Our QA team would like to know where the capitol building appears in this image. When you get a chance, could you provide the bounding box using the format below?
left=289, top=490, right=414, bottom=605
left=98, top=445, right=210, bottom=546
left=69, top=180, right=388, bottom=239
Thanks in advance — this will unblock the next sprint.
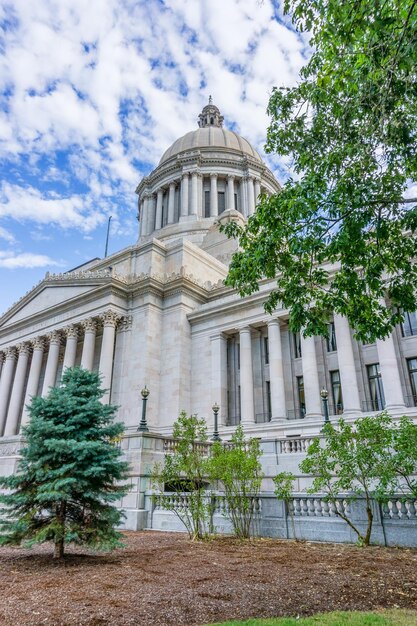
left=1, top=100, right=417, bottom=538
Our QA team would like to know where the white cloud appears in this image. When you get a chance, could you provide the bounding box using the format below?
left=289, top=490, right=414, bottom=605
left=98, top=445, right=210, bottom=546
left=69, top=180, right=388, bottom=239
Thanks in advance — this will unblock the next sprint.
left=0, top=227, right=16, bottom=244
left=0, top=251, right=62, bottom=269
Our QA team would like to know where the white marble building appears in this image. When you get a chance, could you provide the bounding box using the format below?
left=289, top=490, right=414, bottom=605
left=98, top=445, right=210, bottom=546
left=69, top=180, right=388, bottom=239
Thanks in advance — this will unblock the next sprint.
left=1, top=100, right=417, bottom=533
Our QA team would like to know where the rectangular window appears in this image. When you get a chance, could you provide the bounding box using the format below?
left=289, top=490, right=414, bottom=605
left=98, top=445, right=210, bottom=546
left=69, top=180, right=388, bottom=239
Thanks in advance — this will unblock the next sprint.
left=367, top=363, right=385, bottom=411
left=266, top=381, right=272, bottom=419
left=293, top=332, right=302, bottom=358
left=330, top=370, right=343, bottom=414
left=234, top=192, right=238, bottom=211
left=204, top=190, right=210, bottom=218
left=326, top=322, right=337, bottom=352
left=297, top=376, right=306, bottom=418
left=402, top=311, right=417, bottom=337
left=264, top=336, right=269, bottom=364
left=237, top=343, right=240, bottom=370
left=218, top=191, right=225, bottom=214
left=407, top=358, right=417, bottom=406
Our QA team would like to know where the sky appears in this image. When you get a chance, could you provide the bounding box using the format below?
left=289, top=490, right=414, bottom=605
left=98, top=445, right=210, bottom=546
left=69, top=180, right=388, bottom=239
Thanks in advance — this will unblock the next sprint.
left=0, top=0, right=310, bottom=316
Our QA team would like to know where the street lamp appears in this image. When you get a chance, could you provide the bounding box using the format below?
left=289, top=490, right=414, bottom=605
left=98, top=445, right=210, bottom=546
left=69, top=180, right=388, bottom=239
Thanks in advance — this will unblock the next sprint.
left=138, top=386, right=150, bottom=432
left=212, top=402, right=221, bottom=441
left=321, top=388, right=330, bottom=425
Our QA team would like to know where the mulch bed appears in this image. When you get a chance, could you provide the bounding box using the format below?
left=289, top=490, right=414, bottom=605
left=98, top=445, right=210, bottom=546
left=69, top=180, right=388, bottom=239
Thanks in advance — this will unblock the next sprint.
left=0, top=531, right=417, bottom=626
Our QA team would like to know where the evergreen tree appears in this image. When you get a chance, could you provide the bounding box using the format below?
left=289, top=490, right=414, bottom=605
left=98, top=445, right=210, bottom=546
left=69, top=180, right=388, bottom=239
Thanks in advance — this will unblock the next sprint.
left=0, top=367, right=129, bottom=559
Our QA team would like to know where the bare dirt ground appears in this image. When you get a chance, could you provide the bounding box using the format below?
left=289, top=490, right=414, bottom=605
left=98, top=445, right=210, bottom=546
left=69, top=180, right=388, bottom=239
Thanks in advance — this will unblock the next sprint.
left=0, top=531, right=417, bottom=626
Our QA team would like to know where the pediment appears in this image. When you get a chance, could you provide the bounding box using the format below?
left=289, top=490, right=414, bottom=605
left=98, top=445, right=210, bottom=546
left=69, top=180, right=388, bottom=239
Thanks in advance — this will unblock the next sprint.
left=0, top=283, right=102, bottom=328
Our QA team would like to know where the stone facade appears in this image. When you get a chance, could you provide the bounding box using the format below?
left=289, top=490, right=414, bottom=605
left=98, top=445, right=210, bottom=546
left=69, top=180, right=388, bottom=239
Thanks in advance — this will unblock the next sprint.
left=1, top=100, right=417, bottom=541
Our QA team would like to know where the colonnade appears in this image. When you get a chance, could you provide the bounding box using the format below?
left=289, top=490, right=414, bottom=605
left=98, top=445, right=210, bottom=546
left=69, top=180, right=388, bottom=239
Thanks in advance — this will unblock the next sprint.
left=0, top=309, right=122, bottom=438
left=140, top=171, right=263, bottom=236
left=212, top=314, right=406, bottom=425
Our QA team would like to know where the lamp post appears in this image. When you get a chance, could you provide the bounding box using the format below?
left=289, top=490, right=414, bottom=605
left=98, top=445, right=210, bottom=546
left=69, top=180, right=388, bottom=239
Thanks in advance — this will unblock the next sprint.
left=321, top=388, right=330, bottom=425
left=212, top=402, right=221, bottom=441
left=138, top=386, right=150, bottom=432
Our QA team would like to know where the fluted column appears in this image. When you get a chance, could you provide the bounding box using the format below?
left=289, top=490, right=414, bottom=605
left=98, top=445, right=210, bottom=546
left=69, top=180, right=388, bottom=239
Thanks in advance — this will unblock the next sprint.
left=376, top=333, right=406, bottom=411
left=210, top=174, right=218, bottom=217
left=227, top=175, right=235, bottom=211
left=254, top=179, right=261, bottom=206
left=333, top=314, right=361, bottom=415
left=300, top=332, right=322, bottom=418
left=190, top=172, right=198, bottom=216
left=80, top=318, right=97, bottom=371
left=140, top=197, right=147, bottom=237
left=197, top=173, right=203, bottom=218
left=155, top=189, right=164, bottom=229
left=4, top=343, right=31, bottom=436
left=62, top=325, right=79, bottom=371
left=0, top=347, right=17, bottom=435
left=168, top=182, right=176, bottom=224
left=99, top=310, right=120, bottom=404
left=267, top=319, right=286, bottom=420
left=247, top=176, right=255, bottom=216
left=42, top=331, right=61, bottom=396
left=21, top=338, right=44, bottom=427
left=210, top=333, right=227, bottom=427
left=239, top=327, right=255, bottom=424
left=180, top=174, right=189, bottom=218
left=0, top=352, right=4, bottom=380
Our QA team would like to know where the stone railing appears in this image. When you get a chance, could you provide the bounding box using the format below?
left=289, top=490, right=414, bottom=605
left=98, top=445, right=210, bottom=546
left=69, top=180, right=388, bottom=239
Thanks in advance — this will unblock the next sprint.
left=278, top=437, right=317, bottom=454
left=162, top=438, right=211, bottom=456
left=153, top=492, right=262, bottom=517
left=382, top=498, right=417, bottom=520
left=290, top=496, right=350, bottom=518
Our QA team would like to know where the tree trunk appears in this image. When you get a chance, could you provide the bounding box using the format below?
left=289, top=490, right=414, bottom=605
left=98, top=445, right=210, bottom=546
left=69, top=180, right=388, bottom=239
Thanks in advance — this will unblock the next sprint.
left=53, top=502, right=66, bottom=559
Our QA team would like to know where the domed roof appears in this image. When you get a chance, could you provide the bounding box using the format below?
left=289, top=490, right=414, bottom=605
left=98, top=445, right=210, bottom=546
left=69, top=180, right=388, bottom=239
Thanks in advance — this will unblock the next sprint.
left=159, top=126, right=262, bottom=165
left=159, top=97, right=262, bottom=165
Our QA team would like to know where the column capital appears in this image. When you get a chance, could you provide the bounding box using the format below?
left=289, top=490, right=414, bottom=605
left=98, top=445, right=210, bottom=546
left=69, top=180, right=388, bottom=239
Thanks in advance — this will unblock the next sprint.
left=63, top=324, right=79, bottom=339
left=227, top=174, right=235, bottom=181
left=169, top=181, right=176, bottom=189
left=238, top=325, right=252, bottom=336
left=16, top=342, right=31, bottom=356
left=31, top=337, right=45, bottom=351
left=100, top=310, right=121, bottom=328
left=181, top=171, right=189, bottom=179
left=81, top=317, right=97, bottom=333
left=118, top=315, right=133, bottom=332
left=266, top=317, right=282, bottom=328
left=46, top=330, right=62, bottom=346
left=4, top=346, right=17, bottom=360
left=0, top=352, right=4, bottom=364
left=210, top=172, right=218, bottom=179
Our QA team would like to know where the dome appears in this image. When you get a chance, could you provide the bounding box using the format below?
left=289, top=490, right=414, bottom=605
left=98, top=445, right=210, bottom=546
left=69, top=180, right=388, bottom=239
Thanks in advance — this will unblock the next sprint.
left=159, top=126, right=263, bottom=165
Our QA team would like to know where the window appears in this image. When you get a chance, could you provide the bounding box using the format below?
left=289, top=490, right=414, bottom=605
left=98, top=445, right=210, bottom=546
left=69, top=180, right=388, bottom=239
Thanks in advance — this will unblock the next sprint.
left=330, top=370, right=343, bottom=414
left=237, top=343, right=240, bottom=370
left=367, top=363, right=385, bottom=411
left=297, top=376, right=306, bottom=418
left=293, top=332, right=302, bottom=358
left=204, top=190, right=210, bottom=218
left=326, top=322, right=337, bottom=352
left=234, top=192, right=238, bottom=211
left=402, top=311, right=417, bottom=337
left=264, top=336, right=269, bottom=364
left=218, top=191, right=225, bottom=214
left=407, top=358, right=417, bottom=406
left=266, top=381, right=272, bottom=419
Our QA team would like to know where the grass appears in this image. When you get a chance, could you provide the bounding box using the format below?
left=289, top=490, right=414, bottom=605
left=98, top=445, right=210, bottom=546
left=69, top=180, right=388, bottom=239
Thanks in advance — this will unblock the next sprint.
left=207, top=610, right=417, bottom=626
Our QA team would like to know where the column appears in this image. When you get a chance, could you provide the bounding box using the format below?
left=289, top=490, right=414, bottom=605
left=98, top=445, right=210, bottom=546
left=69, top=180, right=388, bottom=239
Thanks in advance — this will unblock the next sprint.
left=190, top=172, right=198, bottom=216
left=4, top=343, right=31, bottom=436
left=148, top=194, right=156, bottom=234
left=99, top=311, right=120, bottom=404
left=42, top=331, right=61, bottom=396
left=155, top=189, right=163, bottom=229
left=300, top=332, right=322, bottom=418
left=210, top=333, right=227, bottom=427
left=62, top=325, right=79, bottom=371
left=227, top=175, right=235, bottom=211
left=247, top=176, right=255, bottom=215
left=267, top=319, right=286, bottom=420
left=0, top=347, right=17, bottom=435
left=0, top=352, right=4, bottom=379
left=197, top=173, right=203, bottom=217
left=140, top=197, right=147, bottom=237
left=80, top=318, right=97, bottom=371
left=241, top=178, right=248, bottom=217
left=210, top=174, right=218, bottom=217
left=21, top=338, right=44, bottom=427
left=168, top=182, right=176, bottom=224
left=333, top=314, right=362, bottom=415
left=239, top=327, right=255, bottom=424
left=254, top=179, right=261, bottom=206
left=376, top=332, right=406, bottom=411
left=180, top=174, right=189, bottom=218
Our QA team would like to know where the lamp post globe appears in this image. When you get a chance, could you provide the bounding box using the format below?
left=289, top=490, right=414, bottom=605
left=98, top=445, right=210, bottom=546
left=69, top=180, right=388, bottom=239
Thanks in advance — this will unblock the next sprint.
left=212, top=402, right=221, bottom=442
left=320, top=388, right=330, bottom=425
